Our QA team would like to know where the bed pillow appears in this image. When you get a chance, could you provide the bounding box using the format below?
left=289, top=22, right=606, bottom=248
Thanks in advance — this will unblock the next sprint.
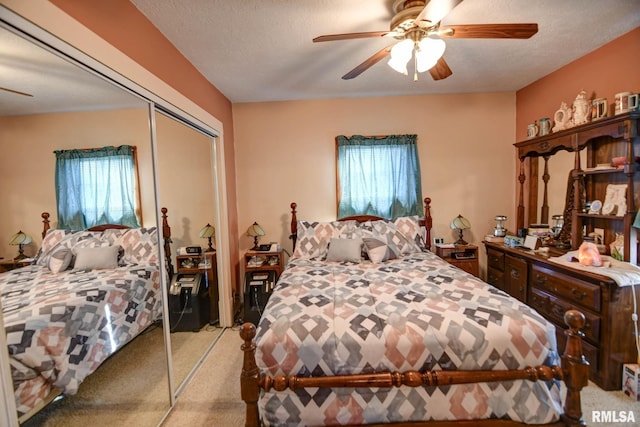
left=325, top=238, right=362, bottom=262
left=363, top=236, right=400, bottom=263
left=36, top=231, right=104, bottom=267
left=293, top=220, right=357, bottom=259
left=391, top=216, right=427, bottom=250
left=360, top=220, right=421, bottom=255
left=47, top=246, right=73, bottom=273
left=73, top=245, right=120, bottom=270
left=103, top=227, right=159, bottom=265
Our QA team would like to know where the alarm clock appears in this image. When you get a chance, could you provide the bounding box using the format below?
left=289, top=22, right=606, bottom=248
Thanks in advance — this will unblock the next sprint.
left=186, top=246, right=202, bottom=254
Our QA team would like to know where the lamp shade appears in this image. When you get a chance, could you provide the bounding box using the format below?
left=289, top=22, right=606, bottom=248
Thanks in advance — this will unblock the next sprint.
left=9, top=230, right=31, bottom=260
left=247, top=222, right=265, bottom=250
left=450, top=215, right=471, bottom=230
left=415, top=37, right=446, bottom=72
left=199, top=223, right=215, bottom=238
left=9, top=230, right=31, bottom=246
left=387, top=39, right=413, bottom=75
left=450, top=215, right=471, bottom=246
left=199, top=223, right=215, bottom=252
left=246, top=222, right=265, bottom=237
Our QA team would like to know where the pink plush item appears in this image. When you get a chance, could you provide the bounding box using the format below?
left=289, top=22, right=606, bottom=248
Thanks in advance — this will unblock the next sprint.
left=578, top=242, right=603, bottom=267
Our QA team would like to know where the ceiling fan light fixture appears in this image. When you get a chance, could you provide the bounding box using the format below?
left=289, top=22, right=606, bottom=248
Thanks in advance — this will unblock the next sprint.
left=387, top=38, right=413, bottom=75
left=415, top=37, right=446, bottom=72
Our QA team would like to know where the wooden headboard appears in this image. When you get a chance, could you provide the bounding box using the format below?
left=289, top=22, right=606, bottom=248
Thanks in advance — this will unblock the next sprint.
left=289, top=197, right=433, bottom=251
left=40, top=208, right=174, bottom=279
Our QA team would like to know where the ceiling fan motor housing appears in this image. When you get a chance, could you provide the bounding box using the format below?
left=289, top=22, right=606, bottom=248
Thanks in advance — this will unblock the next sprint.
left=391, top=1, right=428, bottom=32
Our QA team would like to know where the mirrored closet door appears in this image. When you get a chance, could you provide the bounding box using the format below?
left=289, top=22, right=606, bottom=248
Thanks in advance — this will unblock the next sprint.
left=0, top=23, right=171, bottom=426
left=154, top=110, right=223, bottom=393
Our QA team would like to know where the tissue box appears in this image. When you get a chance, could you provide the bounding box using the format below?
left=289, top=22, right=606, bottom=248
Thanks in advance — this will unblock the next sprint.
left=622, top=364, right=640, bottom=400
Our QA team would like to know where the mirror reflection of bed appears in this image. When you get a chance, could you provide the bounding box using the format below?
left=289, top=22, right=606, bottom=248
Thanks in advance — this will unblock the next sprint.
left=0, top=24, right=222, bottom=425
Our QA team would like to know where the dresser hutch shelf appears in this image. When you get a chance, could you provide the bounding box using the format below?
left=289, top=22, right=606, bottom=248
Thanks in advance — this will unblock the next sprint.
left=514, top=111, right=639, bottom=264
left=488, top=111, right=640, bottom=391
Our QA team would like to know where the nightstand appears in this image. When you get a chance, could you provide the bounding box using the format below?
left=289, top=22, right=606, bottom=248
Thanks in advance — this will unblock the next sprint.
left=176, top=252, right=219, bottom=324
left=243, top=248, right=285, bottom=279
left=0, top=259, right=32, bottom=273
left=242, top=248, right=284, bottom=325
left=435, top=244, right=479, bottom=277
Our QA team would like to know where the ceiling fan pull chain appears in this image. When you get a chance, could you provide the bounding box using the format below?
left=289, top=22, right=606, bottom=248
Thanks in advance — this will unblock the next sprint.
left=413, top=54, right=419, bottom=82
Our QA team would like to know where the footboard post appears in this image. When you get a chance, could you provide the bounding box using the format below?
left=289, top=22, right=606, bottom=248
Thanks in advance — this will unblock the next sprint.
left=240, top=323, right=261, bottom=427
left=561, top=310, right=589, bottom=427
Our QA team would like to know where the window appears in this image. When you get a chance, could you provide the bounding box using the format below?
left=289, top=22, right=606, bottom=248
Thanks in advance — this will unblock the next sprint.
left=336, top=134, right=423, bottom=218
left=54, top=145, right=141, bottom=229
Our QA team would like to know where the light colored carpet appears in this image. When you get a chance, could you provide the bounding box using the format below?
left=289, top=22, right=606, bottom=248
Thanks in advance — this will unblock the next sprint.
left=164, top=327, right=640, bottom=427
left=22, top=323, right=222, bottom=427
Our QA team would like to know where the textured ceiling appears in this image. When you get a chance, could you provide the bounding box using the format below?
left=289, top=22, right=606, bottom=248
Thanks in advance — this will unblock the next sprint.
left=1, top=0, right=639, bottom=115
left=130, top=0, right=640, bottom=102
left=0, top=28, right=145, bottom=116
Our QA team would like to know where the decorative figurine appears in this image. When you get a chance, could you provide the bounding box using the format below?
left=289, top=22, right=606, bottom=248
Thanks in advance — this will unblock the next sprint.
left=552, top=101, right=573, bottom=132
left=572, top=89, right=591, bottom=126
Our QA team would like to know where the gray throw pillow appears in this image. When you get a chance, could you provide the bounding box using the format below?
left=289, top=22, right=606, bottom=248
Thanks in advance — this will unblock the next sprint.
left=326, top=238, right=362, bottom=262
left=73, top=246, right=120, bottom=270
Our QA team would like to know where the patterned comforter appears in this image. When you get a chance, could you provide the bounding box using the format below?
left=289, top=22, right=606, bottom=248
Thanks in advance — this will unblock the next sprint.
left=255, top=251, right=563, bottom=426
left=1, top=263, right=162, bottom=418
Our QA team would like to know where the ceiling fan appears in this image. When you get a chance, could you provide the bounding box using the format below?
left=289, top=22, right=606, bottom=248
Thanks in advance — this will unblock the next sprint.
left=0, top=86, right=33, bottom=97
left=313, top=0, right=538, bottom=81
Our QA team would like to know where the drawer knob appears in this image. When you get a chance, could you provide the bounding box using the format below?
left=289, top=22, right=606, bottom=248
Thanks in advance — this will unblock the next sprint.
left=552, top=305, right=564, bottom=318
left=510, top=269, right=520, bottom=279
left=534, top=274, right=548, bottom=285
left=571, top=288, right=587, bottom=300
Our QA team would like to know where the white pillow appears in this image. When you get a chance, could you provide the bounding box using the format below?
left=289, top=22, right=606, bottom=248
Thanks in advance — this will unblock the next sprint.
left=326, top=238, right=362, bottom=262
left=48, top=246, right=73, bottom=273
left=73, top=246, right=120, bottom=270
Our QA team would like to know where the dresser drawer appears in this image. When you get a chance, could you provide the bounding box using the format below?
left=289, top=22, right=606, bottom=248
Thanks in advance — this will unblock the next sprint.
left=556, top=325, right=599, bottom=381
left=530, top=287, right=601, bottom=344
left=487, top=266, right=504, bottom=290
left=487, top=248, right=505, bottom=271
left=530, top=264, right=601, bottom=312
left=505, top=255, right=528, bottom=302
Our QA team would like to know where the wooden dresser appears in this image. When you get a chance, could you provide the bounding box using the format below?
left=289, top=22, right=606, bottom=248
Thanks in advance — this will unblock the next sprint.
left=484, top=241, right=636, bottom=390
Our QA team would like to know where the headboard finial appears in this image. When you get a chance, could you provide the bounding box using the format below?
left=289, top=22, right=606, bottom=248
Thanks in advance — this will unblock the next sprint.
left=41, top=212, right=51, bottom=239
left=290, top=202, right=298, bottom=249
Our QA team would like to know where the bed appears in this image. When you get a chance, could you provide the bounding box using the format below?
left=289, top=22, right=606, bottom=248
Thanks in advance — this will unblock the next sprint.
left=1, top=208, right=173, bottom=422
left=240, top=198, right=588, bottom=426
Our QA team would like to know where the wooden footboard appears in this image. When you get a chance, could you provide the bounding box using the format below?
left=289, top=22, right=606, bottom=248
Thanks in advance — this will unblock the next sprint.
left=240, top=310, right=589, bottom=427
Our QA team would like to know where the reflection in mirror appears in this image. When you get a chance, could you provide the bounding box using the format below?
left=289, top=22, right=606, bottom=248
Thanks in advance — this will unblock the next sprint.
left=537, top=150, right=574, bottom=225
left=0, top=26, right=171, bottom=425
left=155, top=111, right=223, bottom=393
left=535, top=149, right=587, bottom=226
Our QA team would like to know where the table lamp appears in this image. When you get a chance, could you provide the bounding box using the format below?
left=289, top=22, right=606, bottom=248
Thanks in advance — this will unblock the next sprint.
left=450, top=214, right=471, bottom=245
left=9, top=230, right=32, bottom=260
left=246, top=222, right=265, bottom=250
left=199, top=223, right=215, bottom=252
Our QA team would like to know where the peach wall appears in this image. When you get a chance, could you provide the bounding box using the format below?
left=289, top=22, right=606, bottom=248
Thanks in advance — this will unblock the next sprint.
left=0, top=109, right=153, bottom=259
left=0, top=109, right=213, bottom=263
left=516, top=27, right=640, bottom=140
left=155, top=112, right=217, bottom=258
left=234, top=92, right=517, bottom=277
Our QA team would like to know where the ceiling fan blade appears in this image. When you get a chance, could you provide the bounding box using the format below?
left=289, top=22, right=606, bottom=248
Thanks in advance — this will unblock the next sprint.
left=313, top=31, right=390, bottom=42
left=429, top=57, right=453, bottom=81
left=439, top=24, right=538, bottom=39
left=342, top=46, right=392, bottom=80
left=416, top=0, right=463, bottom=26
left=0, top=86, right=33, bottom=97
